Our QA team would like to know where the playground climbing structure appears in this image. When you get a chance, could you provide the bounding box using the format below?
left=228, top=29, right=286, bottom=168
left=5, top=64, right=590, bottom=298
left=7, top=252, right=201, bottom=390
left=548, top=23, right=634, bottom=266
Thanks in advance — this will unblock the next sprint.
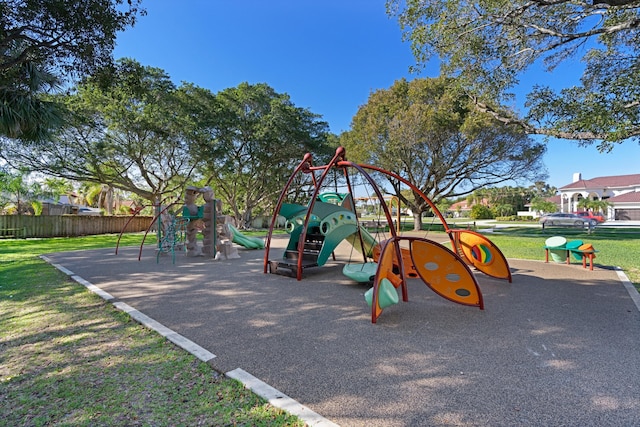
left=263, top=147, right=512, bottom=323
left=119, top=186, right=264, bottom=263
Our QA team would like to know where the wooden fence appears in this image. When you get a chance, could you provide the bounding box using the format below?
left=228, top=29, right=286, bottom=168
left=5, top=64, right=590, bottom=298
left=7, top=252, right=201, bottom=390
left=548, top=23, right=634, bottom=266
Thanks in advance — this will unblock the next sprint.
left=0, top=215, right=154, bottom=238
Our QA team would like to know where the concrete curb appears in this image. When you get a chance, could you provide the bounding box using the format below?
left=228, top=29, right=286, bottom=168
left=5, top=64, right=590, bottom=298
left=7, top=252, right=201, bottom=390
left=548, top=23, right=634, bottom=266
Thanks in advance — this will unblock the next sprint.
left=40, top=254, right=338, bottom=426
left=227, top=368, right=339, bottom=427
left=615, top=266, right=640, bottom=312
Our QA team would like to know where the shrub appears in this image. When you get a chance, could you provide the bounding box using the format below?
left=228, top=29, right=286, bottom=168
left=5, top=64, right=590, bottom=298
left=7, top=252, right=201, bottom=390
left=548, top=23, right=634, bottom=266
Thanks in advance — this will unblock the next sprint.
left=470, top=205, right=493, bottom=219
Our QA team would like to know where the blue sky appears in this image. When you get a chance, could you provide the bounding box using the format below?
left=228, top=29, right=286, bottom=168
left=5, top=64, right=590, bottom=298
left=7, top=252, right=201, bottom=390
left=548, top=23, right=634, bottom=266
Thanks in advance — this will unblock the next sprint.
left=113, top=0, right=640, bottom=190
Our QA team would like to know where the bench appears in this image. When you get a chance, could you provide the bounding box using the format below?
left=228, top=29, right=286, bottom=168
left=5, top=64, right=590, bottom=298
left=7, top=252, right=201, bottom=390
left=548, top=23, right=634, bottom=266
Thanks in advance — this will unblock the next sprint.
left=543, top=237, right=598, bottom=271
left=360, top=220, right=388, bottom=230
left=0, top=227, right=27, bottom=239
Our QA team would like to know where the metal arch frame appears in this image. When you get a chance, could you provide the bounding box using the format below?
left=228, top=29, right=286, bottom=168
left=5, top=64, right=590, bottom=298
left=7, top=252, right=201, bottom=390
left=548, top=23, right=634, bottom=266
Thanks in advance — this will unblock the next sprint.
left=263, top=146, right=455, bottom=283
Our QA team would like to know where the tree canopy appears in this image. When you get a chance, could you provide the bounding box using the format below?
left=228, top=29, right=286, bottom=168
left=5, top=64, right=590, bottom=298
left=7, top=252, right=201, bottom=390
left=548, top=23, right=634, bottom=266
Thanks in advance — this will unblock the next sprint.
left=2, top=59, right=202, bottom=203
left=193, top=82, right=333, bottom=227
left=0, top=166, right=37, bottom=214
left=0, top=0, right=144, bottom=141
left=1, top=62, right=334, bottom=225
left=387, top=0, right=640, bottom=150
left=341, top=77, right=547, bottom=230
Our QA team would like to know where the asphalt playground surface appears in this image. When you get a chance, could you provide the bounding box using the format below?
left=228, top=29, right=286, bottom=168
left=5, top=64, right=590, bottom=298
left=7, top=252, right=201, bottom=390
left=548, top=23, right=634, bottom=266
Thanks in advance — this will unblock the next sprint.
left=44, top=235, right=640, bottom=426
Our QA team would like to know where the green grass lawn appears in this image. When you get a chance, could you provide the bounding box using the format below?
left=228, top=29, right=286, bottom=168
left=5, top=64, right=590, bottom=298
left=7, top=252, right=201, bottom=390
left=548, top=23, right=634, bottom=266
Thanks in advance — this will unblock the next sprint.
left=0, top=233, right=304, bottom=427
left=478, top=226, right=640, bottom=291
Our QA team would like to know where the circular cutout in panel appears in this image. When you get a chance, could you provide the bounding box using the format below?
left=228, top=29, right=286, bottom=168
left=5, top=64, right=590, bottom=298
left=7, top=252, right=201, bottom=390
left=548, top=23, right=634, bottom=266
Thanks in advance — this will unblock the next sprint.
left=424, top=262, right=439, bottom=271
left=455, top=288, right=471, bottom=297
left=470, top=244, right=493, bottom=265
left=446, top=273, right=461, bottom=282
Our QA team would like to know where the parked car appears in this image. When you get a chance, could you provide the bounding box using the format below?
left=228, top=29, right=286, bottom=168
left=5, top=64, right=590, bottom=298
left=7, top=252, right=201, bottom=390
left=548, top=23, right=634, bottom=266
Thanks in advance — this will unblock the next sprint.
left=77, top=207, right=102, bottom=216
left=573, top=211, right=605, bottom=223
left=539, top=212, right=596, bottom=228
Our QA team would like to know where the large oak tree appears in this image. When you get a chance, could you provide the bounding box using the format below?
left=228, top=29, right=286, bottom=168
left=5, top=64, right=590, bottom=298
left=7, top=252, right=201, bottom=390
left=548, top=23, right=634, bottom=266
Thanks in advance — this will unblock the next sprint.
left=2, top=59, right=202, bottom=204
left=194, top=82, right=333, bottom=228
left=387, top=0, right=640, bottom=151
left=341, top=77, right=547, bottom=230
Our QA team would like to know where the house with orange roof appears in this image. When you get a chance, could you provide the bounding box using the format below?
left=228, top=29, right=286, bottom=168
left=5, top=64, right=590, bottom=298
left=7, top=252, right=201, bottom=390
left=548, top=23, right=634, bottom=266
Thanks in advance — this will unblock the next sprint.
left=559, top=173, right=640, bottom=220
left=448, top=198, right=490, bottom=218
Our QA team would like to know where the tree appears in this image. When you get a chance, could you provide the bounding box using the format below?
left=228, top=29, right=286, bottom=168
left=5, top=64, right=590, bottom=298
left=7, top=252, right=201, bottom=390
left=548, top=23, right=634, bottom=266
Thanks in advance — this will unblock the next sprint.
left=1, top=59, right=203, bottom=204
left=485, top=186, right=529, bottom=214
left=1, top=0, right=144, bottom=141
left=194, top=82, right=333, bottom=227
left=589, top=199, right=612, bottom=214
left=0, top=166, right=40, bottom=214
left=341, top=77, right=547, bottom=230
left=466, top=189, right=488, bottom=208
left=528, top=181, right=558, bottom=199
left=531, top=197, right=558, bottom=215
left=0, top=57, right=63, bottom=141
left=78, top=183, right=111, bottom=213
left=492, top=203, right=514, bottom=218
left=470, top=204, right=493, bottom=220
left=466, top=186, right=531, bottom=216
left=387, top=0, right=640, bottom=150
left=578, top=197, right=611, bottom=213
left=42, top=177, right=74, bottom=203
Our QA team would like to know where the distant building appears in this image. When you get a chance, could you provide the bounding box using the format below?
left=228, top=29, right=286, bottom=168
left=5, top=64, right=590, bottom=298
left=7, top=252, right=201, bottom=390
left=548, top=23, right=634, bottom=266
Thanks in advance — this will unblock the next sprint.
left=448, top=198, right=489, bottom=218
left=559, top=173, right=640, bottom=221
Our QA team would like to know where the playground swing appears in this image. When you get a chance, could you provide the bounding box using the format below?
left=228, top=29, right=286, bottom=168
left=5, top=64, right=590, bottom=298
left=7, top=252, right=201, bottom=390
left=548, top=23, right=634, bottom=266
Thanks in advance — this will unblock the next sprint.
left=342, top=179, right=389, bottom=283
left=341, top=218, right=379, bottom=282
left=347, top=185, right=445, bottom=285
left=342, top=171, right=390, bottom=282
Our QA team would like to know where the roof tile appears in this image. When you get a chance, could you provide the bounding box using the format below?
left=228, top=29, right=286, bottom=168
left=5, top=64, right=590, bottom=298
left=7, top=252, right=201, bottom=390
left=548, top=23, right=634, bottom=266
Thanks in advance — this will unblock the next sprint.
left=560, top=173, right=640, bottom=190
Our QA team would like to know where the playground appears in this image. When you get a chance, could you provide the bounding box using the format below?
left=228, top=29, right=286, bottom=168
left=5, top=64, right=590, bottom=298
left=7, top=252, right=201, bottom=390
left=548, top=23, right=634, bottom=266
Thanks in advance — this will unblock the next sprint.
left=44, top=233, right=640, bottom=426
left=122, top=147, right=514, bottom=325
left=43, top=149, right=640, bottom=425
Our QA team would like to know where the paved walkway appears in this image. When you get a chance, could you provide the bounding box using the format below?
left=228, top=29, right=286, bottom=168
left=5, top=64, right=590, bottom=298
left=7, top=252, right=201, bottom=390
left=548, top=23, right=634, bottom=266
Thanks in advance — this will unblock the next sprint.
left=44, top=236, right=640, bottom=426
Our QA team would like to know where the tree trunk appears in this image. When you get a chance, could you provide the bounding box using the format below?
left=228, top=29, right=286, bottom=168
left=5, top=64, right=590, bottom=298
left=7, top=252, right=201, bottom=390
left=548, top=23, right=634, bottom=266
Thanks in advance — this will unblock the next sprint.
left=105, top=186, right=114, bottom=215
left=413, top=213, right=422, bottom=231
left=242, top=207, right=253, bottom=229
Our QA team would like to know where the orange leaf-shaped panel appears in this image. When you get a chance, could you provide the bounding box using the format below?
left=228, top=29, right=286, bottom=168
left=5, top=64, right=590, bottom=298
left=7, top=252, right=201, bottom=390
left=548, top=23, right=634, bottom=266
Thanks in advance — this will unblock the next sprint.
left=450, top=230, right=512, bottom=282
left=410, top=239, right=483, bottom=309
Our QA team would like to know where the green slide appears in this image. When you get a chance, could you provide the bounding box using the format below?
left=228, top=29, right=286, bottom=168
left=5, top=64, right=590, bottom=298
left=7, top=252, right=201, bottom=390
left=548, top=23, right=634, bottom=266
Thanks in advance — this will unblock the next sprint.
left=228, top=224, right=265, bottom=249
left=345, top=226, right=378, bottom=258
left=310, top=204, right=379, bottom=265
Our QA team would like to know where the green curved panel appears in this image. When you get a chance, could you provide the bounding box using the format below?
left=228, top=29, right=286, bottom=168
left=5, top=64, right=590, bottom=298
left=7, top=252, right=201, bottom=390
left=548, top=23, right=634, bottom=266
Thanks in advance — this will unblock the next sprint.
left=316, top=192, right=349, bottom=204
left=279, top=203, right=307, bottom=219
left=317, top=223, right=358, bottom=265
left=311, top=200, right=350, bottom=219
